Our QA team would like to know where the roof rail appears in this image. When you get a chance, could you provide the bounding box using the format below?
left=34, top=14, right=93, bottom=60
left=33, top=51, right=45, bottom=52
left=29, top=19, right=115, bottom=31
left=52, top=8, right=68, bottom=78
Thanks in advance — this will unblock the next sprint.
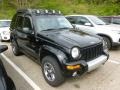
left=17, top=9, right=62, bottom=15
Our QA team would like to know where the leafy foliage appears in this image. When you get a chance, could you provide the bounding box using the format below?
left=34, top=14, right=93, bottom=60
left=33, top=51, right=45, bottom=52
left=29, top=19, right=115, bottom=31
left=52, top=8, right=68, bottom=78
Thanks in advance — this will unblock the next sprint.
left=0, top=0, right=120, bottom=19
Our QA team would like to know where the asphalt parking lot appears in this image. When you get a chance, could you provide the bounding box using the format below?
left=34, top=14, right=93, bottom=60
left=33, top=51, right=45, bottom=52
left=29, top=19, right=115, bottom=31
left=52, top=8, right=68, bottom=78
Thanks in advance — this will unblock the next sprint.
left=0, top=42, right=120, bottom=90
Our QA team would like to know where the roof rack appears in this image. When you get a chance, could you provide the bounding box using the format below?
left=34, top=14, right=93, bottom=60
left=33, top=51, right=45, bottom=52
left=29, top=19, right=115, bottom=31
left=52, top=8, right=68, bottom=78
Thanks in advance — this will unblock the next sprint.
left=17, top=9, right=32, bottom=13
left=17, top=9, right=62, bottom=15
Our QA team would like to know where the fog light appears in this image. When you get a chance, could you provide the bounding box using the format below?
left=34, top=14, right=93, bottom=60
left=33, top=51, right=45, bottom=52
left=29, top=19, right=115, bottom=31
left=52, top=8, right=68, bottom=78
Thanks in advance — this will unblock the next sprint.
left=66, top=65, right=81, bottom=70
left=72, top=72, right=77, bottom=77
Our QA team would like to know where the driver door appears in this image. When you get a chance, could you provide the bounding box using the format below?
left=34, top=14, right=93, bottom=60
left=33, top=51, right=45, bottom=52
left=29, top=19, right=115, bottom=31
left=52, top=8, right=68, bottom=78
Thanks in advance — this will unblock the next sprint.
left=21, top=16, right=38, bottom=58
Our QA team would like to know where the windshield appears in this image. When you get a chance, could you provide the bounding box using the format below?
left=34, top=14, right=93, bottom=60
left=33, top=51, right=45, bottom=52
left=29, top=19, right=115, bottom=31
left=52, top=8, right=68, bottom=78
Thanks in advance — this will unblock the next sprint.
left=0, top=21, right=11, bottom=27
left=35, top=16, right=73, bottom=31
left=89, top=16, right=107, bottom=25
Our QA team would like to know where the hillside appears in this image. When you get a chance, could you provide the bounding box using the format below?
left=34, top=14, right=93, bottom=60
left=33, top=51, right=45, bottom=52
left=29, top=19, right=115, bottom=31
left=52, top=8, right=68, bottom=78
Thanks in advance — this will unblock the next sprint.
left=0, top=0, right=120, bottom=19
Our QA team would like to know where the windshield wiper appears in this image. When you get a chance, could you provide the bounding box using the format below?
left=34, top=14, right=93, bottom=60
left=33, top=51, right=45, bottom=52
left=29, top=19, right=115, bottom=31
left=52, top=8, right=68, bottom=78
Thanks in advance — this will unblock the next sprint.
left=42, top=27, right=73, bottom=31
left=105, top=23, right=110, bottom=25
left=58, top=27, right=73, bottom=29
left=42, top=28, right=56, bottom=31
left=97, top=24, right=104, bottom=25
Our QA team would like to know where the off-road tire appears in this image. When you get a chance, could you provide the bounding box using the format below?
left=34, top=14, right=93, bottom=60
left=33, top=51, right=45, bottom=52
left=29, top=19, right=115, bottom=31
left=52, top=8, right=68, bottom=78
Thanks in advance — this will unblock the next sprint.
left=41, top=56, right=65, bottom=87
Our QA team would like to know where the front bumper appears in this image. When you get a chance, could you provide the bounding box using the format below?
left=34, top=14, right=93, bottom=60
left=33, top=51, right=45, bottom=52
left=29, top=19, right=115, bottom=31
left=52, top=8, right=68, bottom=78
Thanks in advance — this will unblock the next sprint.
left=64, top=55, right=108, bottom=76
left=1, top=35, right=10, bottom=41
left=87, top=55, right=107, bottom=72
left=112, top=35, right=120, bottom=46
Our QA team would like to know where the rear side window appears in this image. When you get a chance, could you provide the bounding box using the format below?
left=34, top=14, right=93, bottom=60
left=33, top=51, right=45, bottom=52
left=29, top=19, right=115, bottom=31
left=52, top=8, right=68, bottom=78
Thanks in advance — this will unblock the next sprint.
left=100, top=17, right=111, bottom=24
left=16, top=16, right=24, bottom=30
left=112, top=18, right=120, bottom=24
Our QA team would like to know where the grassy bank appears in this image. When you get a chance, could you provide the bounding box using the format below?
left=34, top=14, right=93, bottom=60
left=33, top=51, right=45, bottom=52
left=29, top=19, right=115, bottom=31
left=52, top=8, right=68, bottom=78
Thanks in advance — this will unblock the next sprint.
left=0, top=0, right=120, bottom=19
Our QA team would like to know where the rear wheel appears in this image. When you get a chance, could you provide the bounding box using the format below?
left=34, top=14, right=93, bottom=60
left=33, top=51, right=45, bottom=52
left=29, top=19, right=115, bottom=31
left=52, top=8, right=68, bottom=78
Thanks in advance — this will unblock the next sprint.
left=11, top=40, right=21, bottom=56
left=103, top=36, right=111, bottom=49
left=41, top=56, right=65, bottom=87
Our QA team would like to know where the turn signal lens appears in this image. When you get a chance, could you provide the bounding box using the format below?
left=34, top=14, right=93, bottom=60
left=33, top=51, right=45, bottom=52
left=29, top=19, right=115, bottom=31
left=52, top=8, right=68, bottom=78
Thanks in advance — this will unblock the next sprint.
left=66, top=65, right=81, bottom=70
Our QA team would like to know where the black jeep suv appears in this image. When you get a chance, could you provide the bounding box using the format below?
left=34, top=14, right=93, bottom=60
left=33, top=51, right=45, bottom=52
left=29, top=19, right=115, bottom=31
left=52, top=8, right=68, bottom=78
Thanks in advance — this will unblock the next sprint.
left=10, top=9, right=109, bottom=87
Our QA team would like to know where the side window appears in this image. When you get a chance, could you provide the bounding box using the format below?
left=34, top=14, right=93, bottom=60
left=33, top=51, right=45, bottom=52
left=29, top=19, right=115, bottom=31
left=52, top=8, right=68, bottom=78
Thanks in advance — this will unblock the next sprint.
left=16, top=16, right=24, bottom=30
left=112, top=18, right=120, bottom=24
left=23, top=17, right=32, bottom=30
left=76, top=16, right=90, bottom=25
left=101, top=17, right=111, bottom=24
left=66, top=17, right=76, bottom=24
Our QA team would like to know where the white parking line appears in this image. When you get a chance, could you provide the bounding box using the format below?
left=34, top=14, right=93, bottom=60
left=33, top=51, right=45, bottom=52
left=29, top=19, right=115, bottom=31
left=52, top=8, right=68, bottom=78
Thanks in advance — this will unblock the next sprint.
left=108, top=60, right=120, bottom=65
left=1, top=53, right=41, bottom=90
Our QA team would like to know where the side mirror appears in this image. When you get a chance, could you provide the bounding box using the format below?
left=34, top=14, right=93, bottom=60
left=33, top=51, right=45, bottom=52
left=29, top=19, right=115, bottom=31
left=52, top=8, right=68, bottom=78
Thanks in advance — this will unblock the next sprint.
left=23, top=27, right=31, bottom=34
left=0, top=45, right=8, bottom=53
left=84, top=23, right=92, bottom=26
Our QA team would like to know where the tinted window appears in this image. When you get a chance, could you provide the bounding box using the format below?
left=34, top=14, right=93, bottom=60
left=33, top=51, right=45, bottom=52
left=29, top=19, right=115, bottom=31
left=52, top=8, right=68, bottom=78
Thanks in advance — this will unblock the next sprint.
left=112, top=18, right=120, bottom=24
left=16, top=16, right=23, bottom=30
left=66, top=17, right=76, bottom=24
left=76, top=16, right=90, bottom=25
left=23, top=17, right=32, bottom=30
left=100, top=17, right=111, bottom=24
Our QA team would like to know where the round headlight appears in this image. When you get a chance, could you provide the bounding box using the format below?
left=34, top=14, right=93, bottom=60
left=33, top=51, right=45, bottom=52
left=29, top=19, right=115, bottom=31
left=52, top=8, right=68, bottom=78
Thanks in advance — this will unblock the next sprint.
left=71, top=47, right=80, bottom=59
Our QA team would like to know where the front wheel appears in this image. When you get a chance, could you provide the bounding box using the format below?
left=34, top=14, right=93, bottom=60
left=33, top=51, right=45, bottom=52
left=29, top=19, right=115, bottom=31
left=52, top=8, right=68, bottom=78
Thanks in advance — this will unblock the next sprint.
left=42, top=56, right=65, bottom=87
left=103, top=36, right=111, bottom=49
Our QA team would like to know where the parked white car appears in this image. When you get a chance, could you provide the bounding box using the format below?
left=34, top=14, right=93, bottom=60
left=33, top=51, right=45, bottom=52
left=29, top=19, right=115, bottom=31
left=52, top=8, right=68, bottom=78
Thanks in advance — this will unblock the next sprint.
left=0, top=20, right=11, bottom=41
left=66, top=15, right=120, bottom=49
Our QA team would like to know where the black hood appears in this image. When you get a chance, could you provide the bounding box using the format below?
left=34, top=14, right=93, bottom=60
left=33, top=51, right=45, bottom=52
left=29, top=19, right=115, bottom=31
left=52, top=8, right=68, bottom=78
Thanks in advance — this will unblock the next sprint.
left=39, top=29, right=102, bottom=49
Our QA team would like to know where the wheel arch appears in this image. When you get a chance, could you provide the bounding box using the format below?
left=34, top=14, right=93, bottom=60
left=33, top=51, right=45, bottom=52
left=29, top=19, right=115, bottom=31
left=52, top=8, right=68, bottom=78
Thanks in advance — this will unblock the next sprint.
left=39, top=45, right=67, bottom=70
left=10, top=35, right=20, bottom=48
left=97, top=33, right=113, bottom=44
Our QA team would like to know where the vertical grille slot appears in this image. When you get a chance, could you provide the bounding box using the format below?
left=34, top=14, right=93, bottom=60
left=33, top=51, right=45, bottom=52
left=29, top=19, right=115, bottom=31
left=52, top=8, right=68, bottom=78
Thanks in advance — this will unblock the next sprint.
left=80, top=43, right=103, bottom=62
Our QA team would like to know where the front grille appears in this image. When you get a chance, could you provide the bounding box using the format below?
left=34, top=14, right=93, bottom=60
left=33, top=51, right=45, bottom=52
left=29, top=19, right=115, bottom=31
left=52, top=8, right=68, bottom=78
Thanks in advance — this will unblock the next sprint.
left=80, top=43, right=103, bottom=62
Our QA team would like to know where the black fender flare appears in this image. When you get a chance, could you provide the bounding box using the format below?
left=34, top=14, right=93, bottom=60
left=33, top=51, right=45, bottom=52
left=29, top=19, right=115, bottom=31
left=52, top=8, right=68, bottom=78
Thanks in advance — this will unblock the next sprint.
left=40, top=45, right=68, bottom=69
